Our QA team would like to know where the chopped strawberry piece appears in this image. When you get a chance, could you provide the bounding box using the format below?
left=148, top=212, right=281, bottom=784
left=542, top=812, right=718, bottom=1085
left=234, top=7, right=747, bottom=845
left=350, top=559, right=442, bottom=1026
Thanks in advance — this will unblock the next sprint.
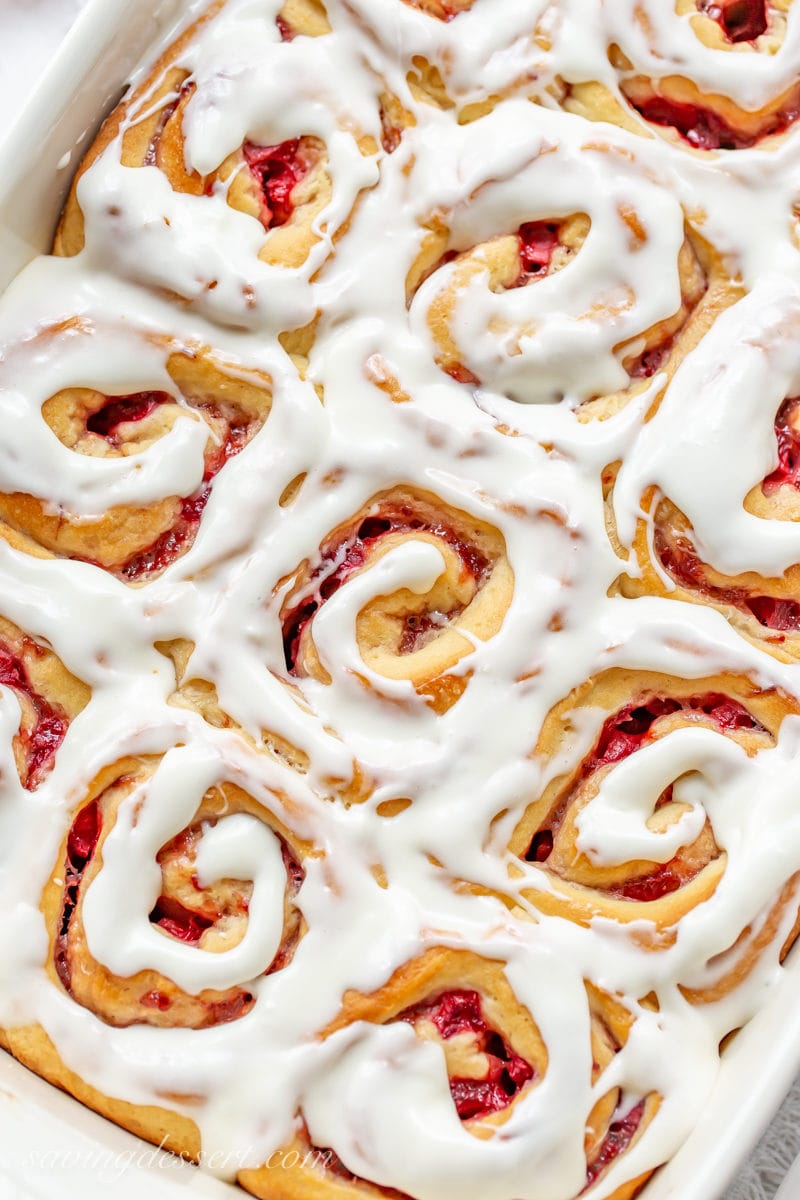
left=243, top=139, right=309, bottom=229
left=584, top=1101, right=646, bottom=1189
left=399, top=989, right=534, bottom=1121
left=281, top=504, right=489, bottom=673
left=745, top=596, right=800, bottom=631
left=517, top=221, right=560, bottom=278
left=150, top=894, right=215, bottom=944
left=0, top=646, right=69, bottom=789
left=67, top=800, right=102, bottom=866
left=700, top=0, right=768, bottom=42
left=526, top=830, right=554, bottom=864
left=276, top=14, right=294, bottom=40
left=86, top=392, right=168, bottom=440
left=763, top=396, right=800, bottom=493
left=618, top=867, right=683, bottom=902
left=629, top=89, right=799, bottom=150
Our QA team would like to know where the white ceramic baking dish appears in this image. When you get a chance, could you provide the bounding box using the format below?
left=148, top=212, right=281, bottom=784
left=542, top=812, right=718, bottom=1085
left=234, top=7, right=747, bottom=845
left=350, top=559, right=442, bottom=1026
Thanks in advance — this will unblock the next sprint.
left=0, top=2, right=798, bottom=1197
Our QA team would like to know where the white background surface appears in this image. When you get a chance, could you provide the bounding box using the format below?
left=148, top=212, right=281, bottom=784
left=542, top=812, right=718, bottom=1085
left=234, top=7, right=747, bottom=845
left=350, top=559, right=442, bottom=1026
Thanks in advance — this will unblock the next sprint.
left=0, top=0, right=85, bottom=122
left=0, top=1, right=797, bottom=1198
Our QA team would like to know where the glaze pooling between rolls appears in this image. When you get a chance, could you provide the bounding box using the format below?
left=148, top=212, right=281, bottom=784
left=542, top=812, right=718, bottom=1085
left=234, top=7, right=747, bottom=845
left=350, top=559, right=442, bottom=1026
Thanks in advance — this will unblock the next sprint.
left=4, top=2, right=800, bottom=1200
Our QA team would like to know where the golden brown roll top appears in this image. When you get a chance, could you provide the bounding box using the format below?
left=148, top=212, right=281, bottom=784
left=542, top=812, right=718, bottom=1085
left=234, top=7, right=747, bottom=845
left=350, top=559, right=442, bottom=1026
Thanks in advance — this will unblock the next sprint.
left=510, top=669, right=790, bottom=933
left=240, top=949, right=659, bottom=1200
left=0, top=330, right=272, bottom=583
left=279, top=486, right=512, bottom=712
left=0, top=614, right=89, bottom=789
left=43, top=755, right=309, bottom=1030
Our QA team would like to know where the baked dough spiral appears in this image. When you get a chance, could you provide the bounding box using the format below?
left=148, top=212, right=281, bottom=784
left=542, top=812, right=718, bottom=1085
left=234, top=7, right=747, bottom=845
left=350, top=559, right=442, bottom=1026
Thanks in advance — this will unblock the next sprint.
left=613, top=473, right=800, bottom=660
left=53, top=0, right=379, bottom=327
left=610, top=281, right=800, bottom=661
left=239, top=951, right=658, bottom=1200
left=405, top=103, right=733, bottom=412
left=279, top=486, right=512, bottom=712
left=336, top=0, right=552, bottom=111
left=565, top=0, right=800, bottom=152
left=0, top=322, right=272, bottom=582
left=0, top=614, right=89, bottom=790
left=42, top=751, right=308, bottom=1030
left=511, top=669, right=789, bottom=933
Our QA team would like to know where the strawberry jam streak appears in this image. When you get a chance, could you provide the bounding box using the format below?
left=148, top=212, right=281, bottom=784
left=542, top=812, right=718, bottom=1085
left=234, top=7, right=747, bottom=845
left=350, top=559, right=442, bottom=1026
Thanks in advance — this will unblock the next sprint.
left=583, top=692, right=759, bottom=774
left=510, top=221, right=561, bottom=288
left=700, top=0, right=768, bottom=42
left=56, top=799, right=102, bottom=992
left=628, top=91, right=800, bottom=150
left=763, top=396, right=800, bottom=493
left=243, top=140, right=309, bottom=229
left=0, top=645, right=68, bottom=789
left=503, top=220, right=684, bottom=379
left=657, top=531, right=800, bottom=633
left=584, top=1101, right=646, bottom=1190
left=281, top=506, right=490, bottom=673
left=526, top=693, right=762, bottom=899
left=86, top=391, right=169, bottom=441
left=56, top=801, right=300, bottom=1018
left=119, top=422, right=248, bottom=581
left=400, top=990, right=534, bottom=1120
left=627, top=340, right=674, bottom=380
left=150, top=894, right=214, bottom=944
left=655, top=395, right=800, bottom=633
left=276, top=14, right=294, bottom=40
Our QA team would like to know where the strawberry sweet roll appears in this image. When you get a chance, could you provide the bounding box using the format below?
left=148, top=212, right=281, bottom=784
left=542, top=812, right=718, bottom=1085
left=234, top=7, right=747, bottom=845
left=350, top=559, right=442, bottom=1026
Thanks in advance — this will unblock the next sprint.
left=564, top=0, right=800, bottom=152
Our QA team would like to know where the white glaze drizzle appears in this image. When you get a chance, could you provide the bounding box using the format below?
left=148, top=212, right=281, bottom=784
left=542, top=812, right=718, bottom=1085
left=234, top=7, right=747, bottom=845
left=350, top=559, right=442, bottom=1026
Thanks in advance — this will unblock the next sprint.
left=0, top=2, right=799, bottom=1199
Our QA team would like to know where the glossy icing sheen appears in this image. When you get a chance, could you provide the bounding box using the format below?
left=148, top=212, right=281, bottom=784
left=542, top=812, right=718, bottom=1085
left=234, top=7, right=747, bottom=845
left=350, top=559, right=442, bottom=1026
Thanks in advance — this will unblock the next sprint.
left=2, top=1, right=800, bottom=1198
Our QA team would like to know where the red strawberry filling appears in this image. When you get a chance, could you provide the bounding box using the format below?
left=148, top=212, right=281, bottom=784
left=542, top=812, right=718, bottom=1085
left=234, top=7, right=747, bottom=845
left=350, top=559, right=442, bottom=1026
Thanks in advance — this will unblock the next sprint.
left=446, top=218, right=697, bottom=386
left=399, top=989, right=534, bottom=1120
left=525, top=693, right=762, bottom=899
left=763, top=395, right=800, bottom=493
left=626, top=91, right=800, bottom=150
left=508, top=221, right=561, bottom=289
left=276, top=14, right=295, bottom=40
left=150, top=894, right=214, bottom=944
left=118, top=419, right=249, bottom=581
left=699, top=0, right=768, bottom=42
left=626, top=340, right=674, bottom=380
left=656, top=534, right=800, bottom=636
left=582, top=692, right=760, bottom=776
left=652, top=395, right=800, bottom=632
left=56, top=798, right=102, bottom=992
left=56, top=796, right=303, bottom=1017
left=86, top=391, right=169, bottom=441
left=0, top=644, right=69, bottom=789
left=281, top=507, right=490, bottom=673
left=584, top=1100, right=646, bottom=1190
left=243, top=139, right=311, bottom=229
left=397, top=610, right=459, bottom=654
